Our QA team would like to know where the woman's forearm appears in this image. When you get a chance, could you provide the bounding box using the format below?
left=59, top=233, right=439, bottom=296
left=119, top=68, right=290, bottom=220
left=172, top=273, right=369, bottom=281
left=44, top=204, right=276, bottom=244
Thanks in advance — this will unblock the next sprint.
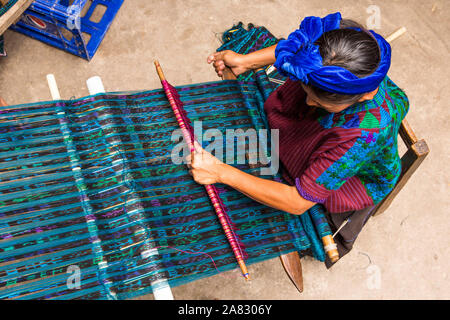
left=218, top=163, right=314, bottom=215
left=242, top=45, right=277, bottom=70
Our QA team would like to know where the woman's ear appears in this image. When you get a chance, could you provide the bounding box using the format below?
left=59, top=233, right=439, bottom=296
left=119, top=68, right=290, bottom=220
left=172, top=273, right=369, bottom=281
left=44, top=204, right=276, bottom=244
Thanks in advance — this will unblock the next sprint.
left=358, top=87, right=379, bottom=102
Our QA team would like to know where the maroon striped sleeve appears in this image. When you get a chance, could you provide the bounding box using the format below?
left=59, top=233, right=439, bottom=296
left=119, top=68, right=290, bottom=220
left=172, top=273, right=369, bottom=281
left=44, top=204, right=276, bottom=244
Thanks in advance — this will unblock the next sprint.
left=294, top=136, right=359, bottom=206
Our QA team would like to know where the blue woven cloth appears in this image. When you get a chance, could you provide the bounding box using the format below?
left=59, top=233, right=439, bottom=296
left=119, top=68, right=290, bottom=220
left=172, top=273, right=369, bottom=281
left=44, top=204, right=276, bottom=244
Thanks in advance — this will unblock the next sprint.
left=1, top=0, right=21, bottom=57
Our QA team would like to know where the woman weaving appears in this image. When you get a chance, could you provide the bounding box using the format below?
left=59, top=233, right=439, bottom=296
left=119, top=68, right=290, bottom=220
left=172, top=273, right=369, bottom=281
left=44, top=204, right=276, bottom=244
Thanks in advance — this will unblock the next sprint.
left=187, top=12, right=409, bottom=264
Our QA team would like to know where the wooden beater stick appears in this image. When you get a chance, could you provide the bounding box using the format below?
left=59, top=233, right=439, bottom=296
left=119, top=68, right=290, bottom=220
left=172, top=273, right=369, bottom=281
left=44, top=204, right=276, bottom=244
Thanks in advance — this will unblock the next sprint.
left=154, top=61, right=250, bottom=281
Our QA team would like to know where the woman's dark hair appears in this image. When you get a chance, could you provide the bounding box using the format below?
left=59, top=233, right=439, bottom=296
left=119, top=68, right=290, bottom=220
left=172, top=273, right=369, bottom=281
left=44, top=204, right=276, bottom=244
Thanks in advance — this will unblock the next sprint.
left=305, top=19, right=381, bottom=105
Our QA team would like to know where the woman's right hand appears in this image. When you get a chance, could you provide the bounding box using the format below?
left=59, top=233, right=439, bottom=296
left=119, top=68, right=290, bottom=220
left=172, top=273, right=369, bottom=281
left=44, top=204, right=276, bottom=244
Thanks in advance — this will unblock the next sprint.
left=207, top=50, right=249, bottom=78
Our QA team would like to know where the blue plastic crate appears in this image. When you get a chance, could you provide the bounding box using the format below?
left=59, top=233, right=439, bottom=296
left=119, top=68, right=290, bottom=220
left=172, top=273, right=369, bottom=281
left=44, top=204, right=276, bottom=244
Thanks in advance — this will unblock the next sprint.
left=10, top=0, right=123, bottom=60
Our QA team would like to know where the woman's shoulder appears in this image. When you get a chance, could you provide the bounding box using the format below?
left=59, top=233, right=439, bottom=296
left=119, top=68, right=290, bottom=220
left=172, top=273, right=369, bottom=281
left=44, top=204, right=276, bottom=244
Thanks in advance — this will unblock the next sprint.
left=384, top=76, right=410, bottom=121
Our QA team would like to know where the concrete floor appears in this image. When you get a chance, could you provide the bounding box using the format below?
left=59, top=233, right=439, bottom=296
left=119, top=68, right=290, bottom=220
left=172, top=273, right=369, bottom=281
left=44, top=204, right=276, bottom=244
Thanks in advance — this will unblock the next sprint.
left=0, top=0, right=448, bottom=300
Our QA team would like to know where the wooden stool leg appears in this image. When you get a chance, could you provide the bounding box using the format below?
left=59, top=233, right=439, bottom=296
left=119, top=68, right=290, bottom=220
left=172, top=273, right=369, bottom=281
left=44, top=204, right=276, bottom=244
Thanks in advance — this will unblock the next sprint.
left=280, top=252, right=303, bottom=293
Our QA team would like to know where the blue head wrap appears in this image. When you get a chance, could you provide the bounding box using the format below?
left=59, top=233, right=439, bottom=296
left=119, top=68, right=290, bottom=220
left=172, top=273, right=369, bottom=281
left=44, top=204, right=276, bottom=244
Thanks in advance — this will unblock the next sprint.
left=274, top=12, right=391, bottom=95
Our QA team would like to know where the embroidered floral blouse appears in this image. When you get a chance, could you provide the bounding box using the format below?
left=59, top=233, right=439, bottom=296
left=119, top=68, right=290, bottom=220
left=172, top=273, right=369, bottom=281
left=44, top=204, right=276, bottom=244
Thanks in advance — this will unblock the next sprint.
left=264, top=76, right=409, bottom=213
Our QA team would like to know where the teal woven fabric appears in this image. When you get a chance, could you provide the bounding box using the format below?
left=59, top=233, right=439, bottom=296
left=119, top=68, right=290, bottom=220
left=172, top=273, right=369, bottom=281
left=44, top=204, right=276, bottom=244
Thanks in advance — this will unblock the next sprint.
left=0, top=35, right=4, bottom=56
left=0, top=78, right=332, bottom=299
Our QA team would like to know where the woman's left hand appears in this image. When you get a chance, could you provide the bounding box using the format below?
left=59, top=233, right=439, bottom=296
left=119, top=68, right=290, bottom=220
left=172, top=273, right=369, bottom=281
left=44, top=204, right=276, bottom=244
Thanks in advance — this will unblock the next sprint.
left=186, top=141, right=225, bottom=185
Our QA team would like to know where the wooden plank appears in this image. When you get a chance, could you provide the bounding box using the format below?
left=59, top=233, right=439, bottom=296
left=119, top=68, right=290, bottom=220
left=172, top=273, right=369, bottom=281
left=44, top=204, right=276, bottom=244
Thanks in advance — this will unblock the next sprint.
left=0, top=0, right=33, bottom=35
left=280, top=252, right=304, bottom=293
left=399, top=119, right=418, bottom=147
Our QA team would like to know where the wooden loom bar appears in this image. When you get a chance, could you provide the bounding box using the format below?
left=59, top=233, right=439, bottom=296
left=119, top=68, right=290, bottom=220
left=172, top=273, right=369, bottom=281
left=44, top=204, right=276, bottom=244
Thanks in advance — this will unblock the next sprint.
left=0, top=0, right=33, bottom=35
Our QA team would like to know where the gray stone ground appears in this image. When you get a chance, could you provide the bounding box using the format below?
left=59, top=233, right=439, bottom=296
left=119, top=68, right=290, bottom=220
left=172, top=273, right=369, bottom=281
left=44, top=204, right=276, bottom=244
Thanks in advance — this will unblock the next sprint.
left=0, top=0, right=448, bottom=299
